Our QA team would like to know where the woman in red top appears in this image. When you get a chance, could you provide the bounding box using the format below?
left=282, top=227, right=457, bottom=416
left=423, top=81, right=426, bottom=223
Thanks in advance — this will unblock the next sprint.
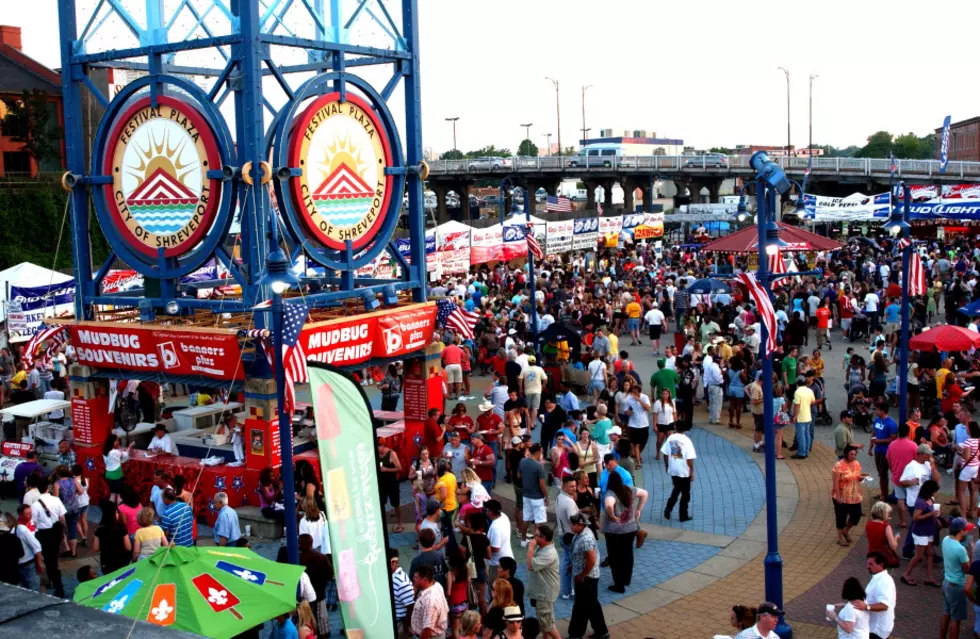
left=446, top=551, right=471, bottom=638
left=448, top=403, right=475, bottom=441
left=865, top=501, right=900, bottom=566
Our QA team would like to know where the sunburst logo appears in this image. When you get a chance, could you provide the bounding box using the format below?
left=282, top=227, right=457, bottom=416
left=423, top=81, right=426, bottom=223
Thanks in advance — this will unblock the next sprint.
left=289, top=93, right=393, bottom=251
left=105, top=96, right=221, bottom=259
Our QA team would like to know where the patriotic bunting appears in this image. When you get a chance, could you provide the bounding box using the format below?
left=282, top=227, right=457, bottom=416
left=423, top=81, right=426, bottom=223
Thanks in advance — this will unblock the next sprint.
left=737, top=272, right=778, bottom=356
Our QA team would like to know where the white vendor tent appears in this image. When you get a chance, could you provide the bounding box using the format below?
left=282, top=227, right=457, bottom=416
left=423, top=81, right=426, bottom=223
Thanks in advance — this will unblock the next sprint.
left=502, top=213, right=548, bottom=226
left=0, top=262, right=74, bottom=324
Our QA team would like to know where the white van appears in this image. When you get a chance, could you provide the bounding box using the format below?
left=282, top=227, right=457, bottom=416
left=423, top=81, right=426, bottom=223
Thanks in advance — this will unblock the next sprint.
left=569, top=143, right=626, bottom=167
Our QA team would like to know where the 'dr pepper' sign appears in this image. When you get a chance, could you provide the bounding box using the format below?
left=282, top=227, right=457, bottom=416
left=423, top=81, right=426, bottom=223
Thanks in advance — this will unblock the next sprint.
left=69, top=324, right=244, bottom=380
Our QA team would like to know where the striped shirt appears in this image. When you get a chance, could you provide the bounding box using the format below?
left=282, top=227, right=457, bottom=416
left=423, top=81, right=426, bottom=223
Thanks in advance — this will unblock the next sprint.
left=391, top=567, right=415, bottom=620
left=160, top=501, right=194, bottom=546
left=961, top=438, right=980, bottom=468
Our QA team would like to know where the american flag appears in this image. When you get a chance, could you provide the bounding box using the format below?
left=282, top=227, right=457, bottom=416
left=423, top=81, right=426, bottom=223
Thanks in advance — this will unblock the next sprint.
left=237, top=328, right=269, bottom=338
left=24, top=323, right=68, bottom=366
left=909, top=252, right=927, bottom=296
left=737, top=272, right=778, bottom=356
left=262, top=303, right=309, bottom=414
left=597, top=201, right=603, bottom=215
left=897, top=237, right=911, bottom=250
left=253, top=299, right=273, bottom=310
left=435, top=297, right=479, bottom=340
left=767, top=249, right=787, bottom=275
left=546, top=196, right=572, bottom=212
left=526, top=224, right=544, bottom=260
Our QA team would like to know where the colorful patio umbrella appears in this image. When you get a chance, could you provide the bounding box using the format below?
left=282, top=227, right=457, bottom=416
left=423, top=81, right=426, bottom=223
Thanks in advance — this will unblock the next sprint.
left=909, top=325, right=980, bottom=352
left=74, top=546, right=305, bottom=639
left=687, top=278, right=730, bottom=294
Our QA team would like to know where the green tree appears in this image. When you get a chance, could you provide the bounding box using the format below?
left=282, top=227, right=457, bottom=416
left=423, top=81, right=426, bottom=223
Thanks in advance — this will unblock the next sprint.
left=517, top=139, right=539, bottom=156
left=854, top=131, right=894, bottom=158
left=440, top=149, right=463, bottom=160
left=465, top=145, right=511, bottom=158
left=561, top=146, right=577, bottom=156
left=709, top=147, right=732, bottom=154
left=892, top=132, right=934, bottom=159
left=3, top=89, right=62, bottom=174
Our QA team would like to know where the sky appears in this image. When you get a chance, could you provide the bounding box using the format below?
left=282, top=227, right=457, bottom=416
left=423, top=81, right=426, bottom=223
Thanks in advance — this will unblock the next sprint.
left=7, top=0, right=979, bottom=156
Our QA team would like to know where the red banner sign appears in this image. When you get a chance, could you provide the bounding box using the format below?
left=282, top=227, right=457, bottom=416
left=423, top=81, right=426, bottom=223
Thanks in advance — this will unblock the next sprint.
left=301, top=304, right=436, bottom=368
left=1, top=442, right=33, bottom=458
left=69, top=325, right=244, bottom=380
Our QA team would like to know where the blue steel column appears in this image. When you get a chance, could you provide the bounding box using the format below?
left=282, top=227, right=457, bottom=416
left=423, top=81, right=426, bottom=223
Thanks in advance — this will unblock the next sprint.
left=897, top=186, right=912, bottom=426
left=646, top=174, right=654, bottom=213
left=524, top=192, right=538, bottom=343
left=402, top=0, right=426, bottom=302
left=233, top=0, right=268, bottom=309
left=273, top=295, right=299, bottom=563
left=759, top=183, right=790, bottom=639
left=58, top=0, right=93, bottom=320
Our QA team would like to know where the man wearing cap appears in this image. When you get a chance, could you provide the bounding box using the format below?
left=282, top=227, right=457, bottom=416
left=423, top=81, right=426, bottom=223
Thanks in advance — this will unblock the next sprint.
left=566, top=512, right=609, bottom=639
left=734, top=602, right=783, bottom=639
left=834, top=410, right=864, bottom=459
left=519, top=354, right=548, bottom=426
left=898, top=443, right=941, bottom=559
left=791, top=373, right=816, bottom=459
left=941, top=517, right=973, bottom=638
left=743, top=325, right=761, bottom=356
left=702, top=350, right=724, bottom=425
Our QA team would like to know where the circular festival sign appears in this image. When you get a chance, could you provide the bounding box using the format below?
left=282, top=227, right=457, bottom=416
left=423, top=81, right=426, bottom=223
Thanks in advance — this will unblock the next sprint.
left=102, top=95, right=222, bottom=259
left=287, top=92, right=394, bottom=252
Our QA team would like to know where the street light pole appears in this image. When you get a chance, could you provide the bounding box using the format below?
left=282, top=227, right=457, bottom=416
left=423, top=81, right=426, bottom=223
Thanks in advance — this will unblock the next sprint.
left=521, top=123, right=533, bottom=154
left=445, top=116, right=459, bottom=157
left=581, top=84, right=593, bottom=144
left=542, top=133, right=552, bottom=156
left=808, top=75, right=818, bottom=159
left=272, top=293, right=299, bottom=563
left=748, top=151, right=793, bottom=639
left=778, top=67, right=790, bottom=156
left=886, top=184, right=913, bottom=426
left=546, top=77, right=562, bottom=162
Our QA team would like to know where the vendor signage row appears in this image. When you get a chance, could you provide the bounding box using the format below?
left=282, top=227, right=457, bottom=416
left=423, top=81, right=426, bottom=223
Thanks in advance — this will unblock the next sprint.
left=69, top=325, right=245, bottom=380
left=545, top=220, right=573, bottom=254
left=301, top=303, right=437, bottom=367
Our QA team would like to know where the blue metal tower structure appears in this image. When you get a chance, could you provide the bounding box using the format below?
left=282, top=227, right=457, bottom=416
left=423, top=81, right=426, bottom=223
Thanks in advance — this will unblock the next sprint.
left=56, top=0, right=428, bottom=325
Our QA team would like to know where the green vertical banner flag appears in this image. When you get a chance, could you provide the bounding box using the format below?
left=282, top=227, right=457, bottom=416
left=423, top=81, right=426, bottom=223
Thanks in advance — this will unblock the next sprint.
left=309, top=364, right=395, bottom=638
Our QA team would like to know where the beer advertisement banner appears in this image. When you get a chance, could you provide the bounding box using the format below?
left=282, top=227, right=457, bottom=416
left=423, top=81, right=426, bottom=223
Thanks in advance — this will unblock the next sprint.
left=470, top=224, right=505, bottom=264
left=545, top=220, right=573, bottom=254
left=69, top=324, right=244, bottom=380
left=435, top=228, right=471, bottom=275
left=310, top=365, right=395, bottom=639
left=598, top=215, right=623, bottom=235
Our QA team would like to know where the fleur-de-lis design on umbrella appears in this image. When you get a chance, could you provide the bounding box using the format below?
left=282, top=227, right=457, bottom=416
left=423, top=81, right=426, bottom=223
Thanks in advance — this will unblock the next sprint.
left=107, top=595, right=129, bottom=613
left=207, top=588, right=228, bottom=606
left=152, top=598, right=173, bottom=622
left=232, top=569, right=258, bottom=582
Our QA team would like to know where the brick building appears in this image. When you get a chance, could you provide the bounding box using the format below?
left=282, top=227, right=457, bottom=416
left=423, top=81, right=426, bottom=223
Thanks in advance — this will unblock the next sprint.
left=936, top=117, right=980, bottom=163
left=0, top=25, right=65, bottom=177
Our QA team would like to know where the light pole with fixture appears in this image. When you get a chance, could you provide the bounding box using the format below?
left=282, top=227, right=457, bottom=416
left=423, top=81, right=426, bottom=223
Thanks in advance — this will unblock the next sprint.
left=542, top=133, right=552, bottom=157
left=884, top=184, right=913, bottom=426
left=258, top=248, right=301, bottom=564
left=581, top=84, right=593, bottom=143
left=445, top=116, right=459, bottom=157
left=521, top=123, right=533, bottom=155
left=808, top=75, right=818, bottom=159
left=778, top=67, right=790, bottom=156
left=545, top=77, right=562, bottom=161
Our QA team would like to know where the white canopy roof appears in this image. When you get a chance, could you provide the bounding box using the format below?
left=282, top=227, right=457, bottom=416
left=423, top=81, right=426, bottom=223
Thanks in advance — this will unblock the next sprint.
left=0, top=262, right=74, bottom=323
left=503, top=213, right=548, bottom=226
left=1, top=399, right=72, bottom=420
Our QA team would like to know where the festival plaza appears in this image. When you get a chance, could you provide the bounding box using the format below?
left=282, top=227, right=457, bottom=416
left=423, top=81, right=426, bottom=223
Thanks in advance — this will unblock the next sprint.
left=1, top=1, right=980, bottom=638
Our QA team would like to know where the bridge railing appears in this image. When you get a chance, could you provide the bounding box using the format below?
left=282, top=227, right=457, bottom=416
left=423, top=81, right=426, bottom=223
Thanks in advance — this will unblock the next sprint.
left=426, top=155, right=980, bottom=178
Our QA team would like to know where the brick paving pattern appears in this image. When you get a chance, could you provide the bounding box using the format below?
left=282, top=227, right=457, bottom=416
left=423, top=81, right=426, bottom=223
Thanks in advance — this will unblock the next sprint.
left=641, top=426, right=765, bottom=537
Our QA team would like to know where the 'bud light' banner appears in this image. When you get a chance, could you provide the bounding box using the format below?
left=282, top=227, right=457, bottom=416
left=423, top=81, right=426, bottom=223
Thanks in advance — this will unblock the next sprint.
left=8, top=281, right=75, bottom=336
left=940, top=115, right=952, bottom=174
left=572, top=216, right=598, bottom=250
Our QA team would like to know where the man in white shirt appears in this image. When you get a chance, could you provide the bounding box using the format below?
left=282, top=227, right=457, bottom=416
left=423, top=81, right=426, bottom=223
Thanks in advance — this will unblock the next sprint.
left=486, top=499, right=514, bottom=584
left=743, top=325, right=761, bottom=356
left=735, top=601, right=783, bottom=639
left=147, top=423, right=178, bottom=455
left=660, top=425, right=696, bottom=522
left=32, top=477, right=67, bottom=598
left=625, top=385, right=652, bottom=465
left=898, top=444, right=941, bottom=509
left=853, top=552, right=896, bottom=639
left=644, top=304, right=666, bottom=355
left=702, top=353, right=724, bottom=425
left=865, top=291, right=881, bottom=333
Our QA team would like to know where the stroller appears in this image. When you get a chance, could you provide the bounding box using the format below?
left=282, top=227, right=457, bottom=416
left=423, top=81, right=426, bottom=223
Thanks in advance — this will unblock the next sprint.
left=850, top=311, right=869, bottom=343
left=813, top=377, right=834, bottom=426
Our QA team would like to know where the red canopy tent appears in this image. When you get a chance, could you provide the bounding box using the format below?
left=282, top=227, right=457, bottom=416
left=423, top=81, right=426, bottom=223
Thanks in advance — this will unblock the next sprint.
left=700, top=222, right=843, bottom=253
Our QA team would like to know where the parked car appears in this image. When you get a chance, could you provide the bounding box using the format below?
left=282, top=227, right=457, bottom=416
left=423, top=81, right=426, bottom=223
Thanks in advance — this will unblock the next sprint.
left=467, top=156, right=512, bottom=171
left=569, top=143, right=625, bottom=167
left=535, top=188, right=547, bottom=203
left=683, top=153, right=729, bottom=168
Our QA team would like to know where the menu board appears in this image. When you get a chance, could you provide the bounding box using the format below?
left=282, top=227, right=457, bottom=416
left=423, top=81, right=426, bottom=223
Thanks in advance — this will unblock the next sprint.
left=402, top=377, right=427, bottom=421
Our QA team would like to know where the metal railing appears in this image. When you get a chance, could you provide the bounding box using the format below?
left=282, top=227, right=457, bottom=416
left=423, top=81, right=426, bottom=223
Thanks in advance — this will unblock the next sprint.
left=426, top=155, right=980, bottom=179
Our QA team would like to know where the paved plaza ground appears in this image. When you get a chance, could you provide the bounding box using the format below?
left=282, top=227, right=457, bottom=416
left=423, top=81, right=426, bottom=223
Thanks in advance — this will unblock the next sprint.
left=0, top=325, right=957, bottom=638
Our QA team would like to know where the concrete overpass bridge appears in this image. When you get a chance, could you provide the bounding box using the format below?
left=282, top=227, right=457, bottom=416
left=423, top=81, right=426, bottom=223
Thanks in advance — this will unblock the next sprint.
left=425, top=154, right=980, bottom=220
